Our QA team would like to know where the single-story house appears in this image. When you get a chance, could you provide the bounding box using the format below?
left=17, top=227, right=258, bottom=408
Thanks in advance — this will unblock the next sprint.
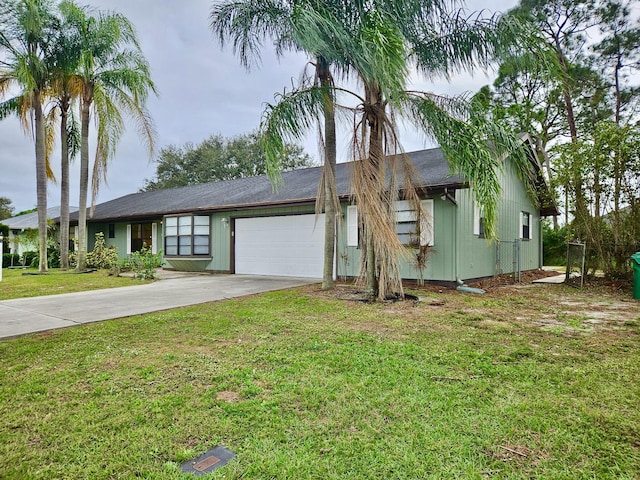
left=69, top=135, right=556, bottom=283
left=2, top=206, right=78, bottom=257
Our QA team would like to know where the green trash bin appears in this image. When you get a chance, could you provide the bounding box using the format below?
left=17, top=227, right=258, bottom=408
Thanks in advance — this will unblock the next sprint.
left=632, top=252, right=640, bottom=300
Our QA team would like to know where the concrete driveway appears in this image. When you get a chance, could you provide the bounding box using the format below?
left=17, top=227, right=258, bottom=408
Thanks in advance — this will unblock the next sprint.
left=0, top=274, right=317, bottom=340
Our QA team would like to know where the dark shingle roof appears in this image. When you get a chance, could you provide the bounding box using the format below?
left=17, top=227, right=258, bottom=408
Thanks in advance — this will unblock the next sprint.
left=75, top=148, right=465, bottom=222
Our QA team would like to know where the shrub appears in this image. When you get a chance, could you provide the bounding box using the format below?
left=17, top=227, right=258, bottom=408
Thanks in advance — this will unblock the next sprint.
left=22, top=251, right=38, bottom=267
left=86, top=232, right=120, bottom=272
left=2, top=253, right=20, bottom=268
left=128, top=244, right=163, bottom=280
left=542, top=222, right=568, bottom=266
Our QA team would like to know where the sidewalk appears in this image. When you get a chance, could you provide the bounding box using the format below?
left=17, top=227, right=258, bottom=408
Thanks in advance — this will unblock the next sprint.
left=0, top=274, right=317, bottom=340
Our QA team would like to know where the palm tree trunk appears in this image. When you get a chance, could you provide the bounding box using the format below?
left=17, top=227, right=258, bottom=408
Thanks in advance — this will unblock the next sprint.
left=60, top=99, right=70, bottom=270
left=77, top=96, right=90, bottom=271
left=319, top=57, right=336, bottom=290
left=365, top=84, right=384, bottom=299
left=34, top=92, right=48, bottom=273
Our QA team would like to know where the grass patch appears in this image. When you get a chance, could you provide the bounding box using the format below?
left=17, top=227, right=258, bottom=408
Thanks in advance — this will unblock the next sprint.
left=0, top=284, right=639, bottom=478
left=0, top=268, right=149, bottom=301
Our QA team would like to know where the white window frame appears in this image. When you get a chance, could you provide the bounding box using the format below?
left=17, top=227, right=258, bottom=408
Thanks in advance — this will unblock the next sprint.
left=346, top=200, right=435, bottom=248
left=520, top=211, right=532, bottom=240
left=396, top=199, right=434, bottom=247
left=164, top=214, right=211, bottom=257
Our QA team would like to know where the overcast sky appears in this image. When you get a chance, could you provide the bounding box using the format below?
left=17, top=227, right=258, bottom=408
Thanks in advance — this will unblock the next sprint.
left=1, top=0, right=523, bottom=213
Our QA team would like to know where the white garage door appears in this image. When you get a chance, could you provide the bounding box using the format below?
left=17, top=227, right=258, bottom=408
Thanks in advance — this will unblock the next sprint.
left=235, top=214, right=325, bottom=278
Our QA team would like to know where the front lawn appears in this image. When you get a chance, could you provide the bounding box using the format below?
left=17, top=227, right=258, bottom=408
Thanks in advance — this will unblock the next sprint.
left=0, top=268, right=149, bottom=301
left=0, top=283, right=638, bottom=479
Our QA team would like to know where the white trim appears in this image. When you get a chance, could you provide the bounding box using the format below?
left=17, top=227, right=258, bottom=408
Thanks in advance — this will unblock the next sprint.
left=126, top=224, right=132, bottom=255
left=420, top=199, right=434, bottom=247
left=473, top=203, right=481, bottom=236
left=151, top=223, right=157, bottom=254
left=346, top=205, right=358, bottom=247
left=520, top=211, right=531, bottom=240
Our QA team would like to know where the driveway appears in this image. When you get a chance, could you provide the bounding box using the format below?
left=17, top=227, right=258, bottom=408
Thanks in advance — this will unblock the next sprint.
left=0, top=274, right=317, bottom=340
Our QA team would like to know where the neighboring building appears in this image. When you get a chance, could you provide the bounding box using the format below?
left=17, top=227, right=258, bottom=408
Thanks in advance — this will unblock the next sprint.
left=2, top=206, right=78, bottom=258
left=68, top=136, right=556, bottom=283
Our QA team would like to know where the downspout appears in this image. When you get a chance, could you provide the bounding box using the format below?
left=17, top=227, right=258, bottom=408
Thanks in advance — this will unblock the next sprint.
left=539, top=216, right=543, bottom=268
left=454, top=192, right=460, bottom=285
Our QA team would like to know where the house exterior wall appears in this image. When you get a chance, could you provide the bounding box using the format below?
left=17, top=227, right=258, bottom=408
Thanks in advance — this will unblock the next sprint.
left=455, top=158, right=542, bottom=280
left=87, top=204, right=319, bottom=273
left=89, top=222, right=132, bottom=254
left=335, top=196, right=459, bottom=282
left=84, top=156, right=541, bottom=281
left=498, top=159, right=542, bottom=271
left=454, top=188, right=497, bottom=280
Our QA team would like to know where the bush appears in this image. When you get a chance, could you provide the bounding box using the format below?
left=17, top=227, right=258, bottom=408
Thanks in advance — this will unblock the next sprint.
left=22, top=251, right=38, bottom=267
left=86, top=232, right=119, bottom=272
left=128, top=245, right=163, bottom=280
left=2, top=253, right=20, bottom=268
left=542, top=222, right=568, bottom=266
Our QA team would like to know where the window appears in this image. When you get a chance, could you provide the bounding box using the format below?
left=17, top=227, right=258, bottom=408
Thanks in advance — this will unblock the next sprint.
left=473, top=203, right=485, bottom=238
left=396, top=199, right=434, bottom=247
left=521, top=211, right=531, bottom=240
left=164, top=215, right=210, bottom=257
left=130, top=223, right=153, bottom=253
left=108, top=223, right=115, bottom=239
left=345, top=201, right=434, bottom=248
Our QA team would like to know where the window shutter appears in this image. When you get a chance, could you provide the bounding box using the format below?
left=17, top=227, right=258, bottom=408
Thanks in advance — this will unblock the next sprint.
left=151, top=223, right=157, bottom=254
left=126, top=224, right=132, bottom=255
left=473, top=203, right=481, bottom=236
left=420, top=199, right=434, bottom=247
left=347, top=205, right=358, bottom=247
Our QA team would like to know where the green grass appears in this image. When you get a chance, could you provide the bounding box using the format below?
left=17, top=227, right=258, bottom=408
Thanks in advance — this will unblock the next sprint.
left=0, top=268, right=149, bottom=300
left=0, top=284, right=639, bottom=479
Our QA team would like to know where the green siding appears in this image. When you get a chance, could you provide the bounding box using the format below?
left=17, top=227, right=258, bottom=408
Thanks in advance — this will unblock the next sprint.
left=456, top=158, right=541, bottom=280
left=455, top=189, right=497, bottom=280
left=89, top=222, right=130, bottom=254
left=335, top=197, right=458, bottom=282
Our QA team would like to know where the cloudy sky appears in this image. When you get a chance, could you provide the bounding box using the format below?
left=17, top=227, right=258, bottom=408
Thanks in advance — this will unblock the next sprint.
left=0, top=0, right=520, bottom=213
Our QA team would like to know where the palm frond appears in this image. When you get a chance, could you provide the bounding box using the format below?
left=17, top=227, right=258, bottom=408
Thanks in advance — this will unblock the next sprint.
left=210, top=0, right=295, bottom=69
left=260, top=84, right=326, bottom=185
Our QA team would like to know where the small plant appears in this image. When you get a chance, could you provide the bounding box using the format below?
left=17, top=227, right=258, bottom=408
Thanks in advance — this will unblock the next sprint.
left=128, top=244, right=163, bottom=280
left=86, top=233, right=120, bottom=272
left=21, top=250, right=38, bottom=267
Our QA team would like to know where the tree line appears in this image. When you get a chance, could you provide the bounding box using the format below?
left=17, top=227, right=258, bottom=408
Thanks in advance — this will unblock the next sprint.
left=476, top=0, right=640, bottom=277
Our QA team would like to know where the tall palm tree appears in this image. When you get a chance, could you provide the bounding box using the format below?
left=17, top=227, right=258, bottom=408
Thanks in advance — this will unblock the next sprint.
left=260, top=0, right=541, bottom=299
left=211, top=0, right=341, bottom=290
left=62, top=2, right=156, bottom=271
left=0, top=0, right=58, bottom=273
left=48, top=1, right=82, bottom=270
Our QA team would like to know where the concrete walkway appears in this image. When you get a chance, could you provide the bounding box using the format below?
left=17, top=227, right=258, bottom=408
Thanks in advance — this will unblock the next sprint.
left=0, top=274, right=317, bottom=340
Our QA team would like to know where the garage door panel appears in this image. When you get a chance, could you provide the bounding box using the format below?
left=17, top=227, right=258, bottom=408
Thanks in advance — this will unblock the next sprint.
left=235, top=215, right=325, bottom=278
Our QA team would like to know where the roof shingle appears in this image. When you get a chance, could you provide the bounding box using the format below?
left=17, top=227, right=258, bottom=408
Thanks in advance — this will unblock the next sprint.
left=73, top=148, right=465, bottom=222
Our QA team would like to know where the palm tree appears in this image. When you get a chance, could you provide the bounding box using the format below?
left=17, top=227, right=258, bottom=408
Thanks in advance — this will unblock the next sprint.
left=62, top=2, right=156, bottom=271
left=48, top=1, right=82, bottom=270
left=211, top=0, right=340, bottom=290
left=0, top=0, right=58, bottom=273
left=260, top=0, right=541, bottom=299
